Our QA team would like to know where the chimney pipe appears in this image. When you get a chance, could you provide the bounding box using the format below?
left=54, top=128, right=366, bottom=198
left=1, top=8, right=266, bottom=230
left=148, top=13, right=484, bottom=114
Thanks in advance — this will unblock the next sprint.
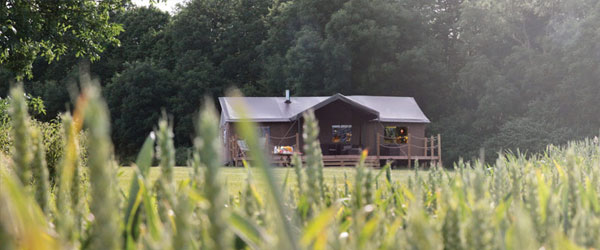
left=285, top=89, right=291, bottom=103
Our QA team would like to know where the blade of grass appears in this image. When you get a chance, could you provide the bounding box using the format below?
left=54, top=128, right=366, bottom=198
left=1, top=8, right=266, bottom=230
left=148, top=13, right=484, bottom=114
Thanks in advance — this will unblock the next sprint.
left=229, top=210, right=272, bottom=249
left=124, top=134, right=156, bottom=228
left=231, top=90, right=299, bottom=250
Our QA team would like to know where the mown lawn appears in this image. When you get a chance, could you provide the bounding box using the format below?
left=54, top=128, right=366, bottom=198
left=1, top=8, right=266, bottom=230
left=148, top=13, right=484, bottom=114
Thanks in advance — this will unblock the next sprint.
left=118, top=166, right=418, bottom=195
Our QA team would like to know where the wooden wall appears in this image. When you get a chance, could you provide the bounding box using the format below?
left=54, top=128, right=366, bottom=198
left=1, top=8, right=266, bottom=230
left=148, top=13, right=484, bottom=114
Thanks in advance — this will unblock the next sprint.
left=313, top=100, right=376, bottom=147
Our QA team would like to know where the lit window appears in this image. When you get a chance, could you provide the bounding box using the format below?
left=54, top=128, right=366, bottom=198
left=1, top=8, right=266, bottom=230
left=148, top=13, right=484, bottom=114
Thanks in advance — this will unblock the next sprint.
left=332, top=125, right=352, bottom=143
left=384, top=126, right=407, bottom=144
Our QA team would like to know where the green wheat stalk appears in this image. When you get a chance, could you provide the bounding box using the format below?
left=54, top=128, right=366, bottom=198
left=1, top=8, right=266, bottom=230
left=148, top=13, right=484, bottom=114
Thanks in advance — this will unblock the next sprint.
left=83, top=84, right=121, bottom=250
left=30, top=128, right=49, bottom=214
left=9, top=85, right=33, bottom=186
left=197, top=99, right=230, bottom=249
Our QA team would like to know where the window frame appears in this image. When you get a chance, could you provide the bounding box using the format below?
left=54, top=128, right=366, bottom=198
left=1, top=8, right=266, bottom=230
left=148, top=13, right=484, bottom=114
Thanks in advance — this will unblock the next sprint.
left=384, top=126, right=408, bottom=144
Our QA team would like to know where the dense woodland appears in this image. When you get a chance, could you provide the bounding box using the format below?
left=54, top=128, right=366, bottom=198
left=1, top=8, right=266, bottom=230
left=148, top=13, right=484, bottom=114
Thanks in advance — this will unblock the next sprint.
left=2, top=0, right=600, bottom=164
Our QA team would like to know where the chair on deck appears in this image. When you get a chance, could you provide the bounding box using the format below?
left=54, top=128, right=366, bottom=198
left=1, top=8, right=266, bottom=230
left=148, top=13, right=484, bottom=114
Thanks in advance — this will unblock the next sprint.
left=230, top=139, right=250, bottom=166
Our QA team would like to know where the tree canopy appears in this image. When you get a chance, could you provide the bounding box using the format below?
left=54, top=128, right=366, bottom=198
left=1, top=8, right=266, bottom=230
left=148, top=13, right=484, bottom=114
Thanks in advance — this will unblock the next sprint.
left=3, top=0, right=600, bottom=164
left=0, top=0, right=125, bottom=79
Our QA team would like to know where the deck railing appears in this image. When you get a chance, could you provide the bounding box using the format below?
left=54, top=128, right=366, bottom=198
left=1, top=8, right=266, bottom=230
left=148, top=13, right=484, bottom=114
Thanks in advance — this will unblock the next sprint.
left=265, top=133, right=300, bottom=153
left=230, top=133, right=441, bottom=167
left=376, top=133, right=442, bottom=167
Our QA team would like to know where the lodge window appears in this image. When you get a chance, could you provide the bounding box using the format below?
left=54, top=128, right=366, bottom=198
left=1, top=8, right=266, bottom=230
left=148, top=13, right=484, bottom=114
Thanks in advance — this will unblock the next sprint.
left=258, top=126, right=270, bottom=138
left=257, top=126, right=270, bottom=149
left=332, top=125, right=352, bottom=143
left=235, top=126, right=270, bottom=152
left=384, top=126, right=407, bottom=144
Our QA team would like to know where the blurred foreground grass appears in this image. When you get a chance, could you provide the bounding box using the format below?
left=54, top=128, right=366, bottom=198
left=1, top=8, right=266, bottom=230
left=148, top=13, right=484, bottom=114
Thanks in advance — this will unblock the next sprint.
left=118, top=167, right=418, bottom=195
left=6, top=83, right=600, bottom=249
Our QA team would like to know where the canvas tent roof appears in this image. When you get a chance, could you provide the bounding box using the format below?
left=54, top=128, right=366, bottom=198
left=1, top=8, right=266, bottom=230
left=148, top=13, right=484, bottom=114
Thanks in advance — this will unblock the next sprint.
left=218, top=93, right=430, bottom=125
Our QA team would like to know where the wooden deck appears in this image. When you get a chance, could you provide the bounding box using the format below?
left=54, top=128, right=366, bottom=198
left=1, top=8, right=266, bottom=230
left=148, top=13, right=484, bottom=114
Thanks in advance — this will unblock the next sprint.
left=233, top=155, right=441, bottom=167
left=321, top=155, right=441, bottom=167
left=321, top=155, right=378, bottom=167
left=229, top=133, right=442, bottom=167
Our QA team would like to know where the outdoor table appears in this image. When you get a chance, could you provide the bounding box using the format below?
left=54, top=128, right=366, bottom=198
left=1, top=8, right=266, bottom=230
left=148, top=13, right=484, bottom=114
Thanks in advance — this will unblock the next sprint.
left=273, top=152, right=300, bottom=167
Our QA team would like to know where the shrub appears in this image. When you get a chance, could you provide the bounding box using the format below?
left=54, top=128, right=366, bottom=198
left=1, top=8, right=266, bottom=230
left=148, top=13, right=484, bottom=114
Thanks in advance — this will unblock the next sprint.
left=0, top=118, right=87, bottom=181
left=0, top=91, right=86, bottom=181
left=33, top=120, right=63, bottom=180
left=175, top=147, right=191, bottom=166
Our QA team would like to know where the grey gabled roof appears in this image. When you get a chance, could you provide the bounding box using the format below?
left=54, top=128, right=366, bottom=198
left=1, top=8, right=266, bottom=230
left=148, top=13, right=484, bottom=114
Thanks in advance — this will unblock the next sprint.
left=218, top=94, right=430, bottom=125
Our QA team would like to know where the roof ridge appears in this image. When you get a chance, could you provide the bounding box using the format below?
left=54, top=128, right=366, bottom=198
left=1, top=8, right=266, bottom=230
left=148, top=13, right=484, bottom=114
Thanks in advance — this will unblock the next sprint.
left=219, top=94, right=430, bottom=124
left=220, top=95, right=416, bottom=98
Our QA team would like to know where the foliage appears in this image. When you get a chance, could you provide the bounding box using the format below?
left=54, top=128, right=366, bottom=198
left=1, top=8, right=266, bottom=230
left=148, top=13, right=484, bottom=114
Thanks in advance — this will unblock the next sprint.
left=4, top=85, right=600, bottom=249
left=31, top=120, right=64, bottom=182
left=0, top=89, right=86, bottom=181
left=0, top=92, right=46, bottom=123
left=0, top=0, right=125, bottom=79
left=5, top=0, right=600, bottom=166
left=438, top=0, right=600, bottom=163
left=94, top=6, right=171, bottom=82
left=105, top=61, right=173, bottom=157
left=175, top=147, right=191, bottom=167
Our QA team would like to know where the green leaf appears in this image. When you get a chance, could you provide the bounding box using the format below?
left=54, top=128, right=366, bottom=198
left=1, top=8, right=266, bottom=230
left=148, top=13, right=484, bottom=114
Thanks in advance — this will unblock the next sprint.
left=136, top=133, right=156, bottom=177
left=0, top=167, right=59, bottom=249
left=358, top=216, right=379, bottom=247
left=125, top=179, right=144, bottom=250
left=124, top=134, right=155, bottom=234
left=281, top=168, right=291, bottom=191
left=535, top=171, right=549, bottom=222
left=139, top=175, right=162, bottom=241
left=234, top=91, right=300, bottom=250
left=228, top=211, right=271, bottom=249
left=301, top=205, right=339, bottom=248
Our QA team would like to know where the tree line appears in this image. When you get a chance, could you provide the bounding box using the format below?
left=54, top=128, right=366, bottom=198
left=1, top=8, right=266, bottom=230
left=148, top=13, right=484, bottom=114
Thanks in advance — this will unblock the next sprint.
left=2, top=0, right=600, bottom=164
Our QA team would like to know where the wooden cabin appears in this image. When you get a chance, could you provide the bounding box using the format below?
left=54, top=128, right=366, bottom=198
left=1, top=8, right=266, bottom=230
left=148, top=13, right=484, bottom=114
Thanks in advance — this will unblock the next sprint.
left=219, top=93, right=441, bottom=167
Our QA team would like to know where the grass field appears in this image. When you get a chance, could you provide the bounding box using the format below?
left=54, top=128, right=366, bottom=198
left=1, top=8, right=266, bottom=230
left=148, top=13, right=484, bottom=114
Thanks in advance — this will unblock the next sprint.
left=8, top=84, right=600, bottom=249
left=117, top=166, right=418, bottom=195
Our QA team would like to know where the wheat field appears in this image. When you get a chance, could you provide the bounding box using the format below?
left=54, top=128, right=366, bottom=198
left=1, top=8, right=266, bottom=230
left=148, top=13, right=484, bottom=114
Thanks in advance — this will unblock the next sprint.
left=3, top=84, right=600, bottom=250
left=117, top=167, right=417, bottom=196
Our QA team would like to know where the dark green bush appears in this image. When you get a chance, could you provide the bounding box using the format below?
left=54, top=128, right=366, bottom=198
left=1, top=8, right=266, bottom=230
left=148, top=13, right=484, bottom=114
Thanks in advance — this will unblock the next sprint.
left=175, top=147, right=191, bottom=166
left=0, top=93, right=87, bottom=181
left=0, top=118, right=87, bottom=181
left=33, top=120, right=62, bottom=180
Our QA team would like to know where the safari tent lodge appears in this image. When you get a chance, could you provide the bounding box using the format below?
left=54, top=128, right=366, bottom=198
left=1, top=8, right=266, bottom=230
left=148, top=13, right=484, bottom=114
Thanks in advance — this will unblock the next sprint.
left=219, top=92, right=441, bottom=167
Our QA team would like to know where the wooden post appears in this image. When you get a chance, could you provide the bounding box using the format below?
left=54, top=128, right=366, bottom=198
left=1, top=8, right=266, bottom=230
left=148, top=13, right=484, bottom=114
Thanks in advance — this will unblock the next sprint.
left=265, top=133, right=270, bottom=153
left=229, top=137, right=233, bottom=166
left=295, top=133, right=300, bottom=153
left=424, top=135, right=428, bottom=157
left=407, top=134, right=412, bottom=168
left=376, top=133, right=381, bottom=162
left=430, top=135, right=434, bottom=163
left=231, top=136, right=237, bottom=166
left=437, top=134, right=442, bottom=166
